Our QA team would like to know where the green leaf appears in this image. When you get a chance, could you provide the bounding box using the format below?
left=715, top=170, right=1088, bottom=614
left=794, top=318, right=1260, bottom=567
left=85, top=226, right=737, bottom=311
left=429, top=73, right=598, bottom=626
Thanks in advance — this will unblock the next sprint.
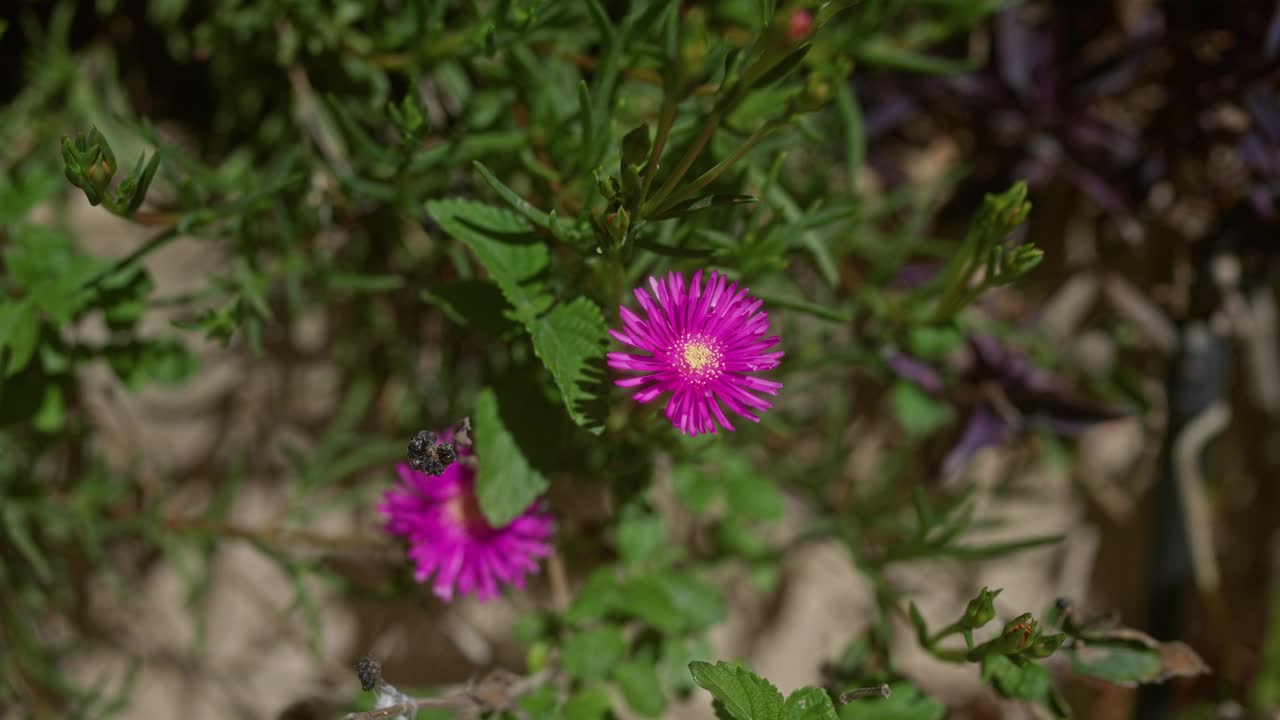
left=105, top=340, right=197, bottom=390
left=724, top=466, right=784, bottom=521
left=648, top=194, right=757, bottom=221
left=0, top=300, right=40, bottom=376
left=528, top=298, right=607, bottom=433
left=427, top=200, right=605, bottom=430
left=561, top=626, right=627, bottom=682
left=472, top=160, right=555, bottom=232
left=617, top=575, right=685, bottom=632
left=854, top=39, right=975, bottom=74
left=96, top=265, right=155, bottom=331
left=835, top=82, right=865, bottom=183
left=615, top=658, right=667, bottom=717
left=616, top=504, right=667, bottom=568
left=980, top=655, right=1066, bottom=717
left=1068, top=628, right=1209, bottom=688
left=427, top=199, right=549, bottom=320
left=689, top=661, right=785, bottom=720
left=784, top=687, right=838, bottom=720
left=889, top=381, right=951, bottom=436
left=564, top=685, right=613, bottom=720
left=326, top=272, right=404, bottom=292
left=33, top=383, right=65, bottom=433
left=421, top=280, right=519, bottom=335
left=656, top=573, right=725, bottom=630
left=4, top=224, right=103, bottom=323
left=564, top=568, right=621, bottom=624
left=472, top=387, right=549, bottom=526
left=3, top=505, right=53, bottom=583
left=838, top=682, right=942, bottom=720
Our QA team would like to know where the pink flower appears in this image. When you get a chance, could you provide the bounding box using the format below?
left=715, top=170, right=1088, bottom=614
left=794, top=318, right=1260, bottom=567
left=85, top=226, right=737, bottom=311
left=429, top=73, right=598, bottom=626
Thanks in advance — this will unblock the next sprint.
left=608, top=270, right=784, bottom=436
left=379, top=432, right=553, bottom=602
left=787, top=10, right=814, bottom=43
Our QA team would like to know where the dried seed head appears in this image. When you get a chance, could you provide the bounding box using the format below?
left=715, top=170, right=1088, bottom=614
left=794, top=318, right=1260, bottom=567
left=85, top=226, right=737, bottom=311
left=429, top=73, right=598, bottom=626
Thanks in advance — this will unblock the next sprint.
left=355, top=655, right=382, bottom=692
left=406, top=430, right=457, bottom=476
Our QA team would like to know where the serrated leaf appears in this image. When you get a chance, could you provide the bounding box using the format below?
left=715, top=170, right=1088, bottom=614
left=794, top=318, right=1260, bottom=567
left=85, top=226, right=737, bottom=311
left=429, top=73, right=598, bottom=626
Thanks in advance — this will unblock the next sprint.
left=689, top=661, right=785, bottom=720
left=784, top=687, right=837, bottom=720
left=528, top=297, right=607, bottom=432
left=562, top=626, right=627, bottom=682
left=427, top=200, right=605, bottom=430
left=426, top=199, right=548, bottom=318
left=615, top=658, right=667, bottom=717
left=472, top=387, right=549, bottom=526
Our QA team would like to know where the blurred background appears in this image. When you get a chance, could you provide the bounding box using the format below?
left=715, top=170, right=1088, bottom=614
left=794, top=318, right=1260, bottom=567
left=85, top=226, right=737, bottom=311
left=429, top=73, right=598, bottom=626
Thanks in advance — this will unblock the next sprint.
left=1, top=1, right=1279, bottom=719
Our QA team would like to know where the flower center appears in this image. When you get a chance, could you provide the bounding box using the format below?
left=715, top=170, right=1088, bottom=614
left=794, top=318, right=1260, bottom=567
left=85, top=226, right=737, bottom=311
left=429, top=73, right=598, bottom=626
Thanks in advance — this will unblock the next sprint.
left=446, top=487, right=492, bottom=533
left=675, top=338, right=722, bottom=383
left=683, top=342, right=715, bottom=370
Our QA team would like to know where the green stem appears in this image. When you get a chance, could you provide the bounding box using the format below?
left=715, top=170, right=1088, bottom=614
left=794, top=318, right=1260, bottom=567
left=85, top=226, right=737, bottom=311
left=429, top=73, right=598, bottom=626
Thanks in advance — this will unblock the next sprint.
left=652, top=121, right=780, bottom=216
left=642, top=109, right=722, bottom=216
left=926, top=620, right=967, bottom=647
left=641, top=94, right=678, bottom=199
left=83, top=227, right=181, bottom=289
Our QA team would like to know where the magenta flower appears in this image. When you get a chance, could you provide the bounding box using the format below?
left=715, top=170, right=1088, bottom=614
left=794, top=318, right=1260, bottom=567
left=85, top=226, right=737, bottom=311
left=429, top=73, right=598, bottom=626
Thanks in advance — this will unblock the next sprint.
left=379, top=432, right=554, bottom=602
left=607, top=269, right=783, bottom=436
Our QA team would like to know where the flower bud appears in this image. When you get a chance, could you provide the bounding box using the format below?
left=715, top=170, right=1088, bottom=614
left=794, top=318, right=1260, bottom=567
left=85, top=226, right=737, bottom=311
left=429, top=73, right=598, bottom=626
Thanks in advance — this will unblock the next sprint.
left=787, top=9, right=814, bottom=43
left=993, top=613, right=1038, bottom=654
left=961, top=587, right=1000, bottom=629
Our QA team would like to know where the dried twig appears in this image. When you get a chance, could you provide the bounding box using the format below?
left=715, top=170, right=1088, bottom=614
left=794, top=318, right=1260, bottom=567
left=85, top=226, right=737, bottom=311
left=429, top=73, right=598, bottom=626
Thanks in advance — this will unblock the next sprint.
left=345, top=655, right=555, bottom=720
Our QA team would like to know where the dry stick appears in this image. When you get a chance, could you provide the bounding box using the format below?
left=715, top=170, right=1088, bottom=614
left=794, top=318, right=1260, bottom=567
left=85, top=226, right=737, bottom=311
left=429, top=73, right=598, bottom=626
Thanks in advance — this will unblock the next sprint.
left=838, top=684, right=891, bottom=703
left=345, top=657, right=555, bottom=720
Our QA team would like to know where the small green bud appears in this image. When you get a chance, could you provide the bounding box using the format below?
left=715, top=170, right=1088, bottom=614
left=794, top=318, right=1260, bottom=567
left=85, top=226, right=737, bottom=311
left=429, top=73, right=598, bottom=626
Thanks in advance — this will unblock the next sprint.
left=1026, top=632, right=1066, bottom=659
left=595, top=172, right=620, bottom=201
left=961, top=587, right=1001, bottom=629
left=621, top=123, right=651, bottom=167
left=526, top=641, right=551, bottom=672
left=605, top=207, right=630, bottom=243
left=793, top=72, right=835, bottom=113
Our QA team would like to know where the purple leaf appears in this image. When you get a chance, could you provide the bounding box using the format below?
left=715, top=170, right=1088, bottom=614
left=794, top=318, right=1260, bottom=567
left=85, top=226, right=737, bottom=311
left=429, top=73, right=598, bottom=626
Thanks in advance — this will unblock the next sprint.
left=942, top=403, right=1013, bottom=479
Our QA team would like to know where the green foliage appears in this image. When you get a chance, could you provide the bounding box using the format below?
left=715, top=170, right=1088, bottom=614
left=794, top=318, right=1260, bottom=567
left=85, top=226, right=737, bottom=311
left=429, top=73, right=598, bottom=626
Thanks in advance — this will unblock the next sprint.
left=689, top=660, right=841, bottom=720
left=0, top=0, right=1213, bottom=718
left=473, top=387, right=550, bottom=526
left=426, top=199, right=607, bottom=431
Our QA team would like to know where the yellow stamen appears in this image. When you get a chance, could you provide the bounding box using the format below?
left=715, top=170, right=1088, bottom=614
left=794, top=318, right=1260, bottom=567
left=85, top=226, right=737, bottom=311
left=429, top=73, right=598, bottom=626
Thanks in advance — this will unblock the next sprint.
left=683, top=342, right=715, bottom=370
